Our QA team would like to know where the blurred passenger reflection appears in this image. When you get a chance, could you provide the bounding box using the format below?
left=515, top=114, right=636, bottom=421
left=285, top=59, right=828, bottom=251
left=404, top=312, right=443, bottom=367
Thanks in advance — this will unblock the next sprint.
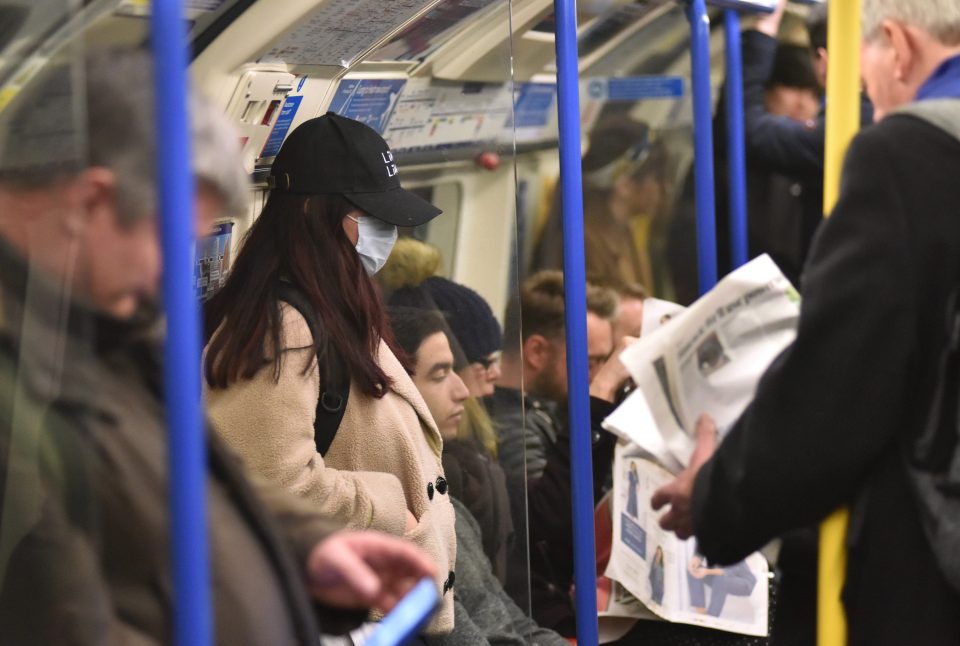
left=390, top=306, right=568, bottom=646
left=531, top=118, right=673, bottom=297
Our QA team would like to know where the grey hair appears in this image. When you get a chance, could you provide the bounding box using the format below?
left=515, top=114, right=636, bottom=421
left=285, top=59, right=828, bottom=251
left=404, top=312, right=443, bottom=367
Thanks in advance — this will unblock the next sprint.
left=863, top=0, right=960, bottom=46
left=0, top=48, right=248, bottom=221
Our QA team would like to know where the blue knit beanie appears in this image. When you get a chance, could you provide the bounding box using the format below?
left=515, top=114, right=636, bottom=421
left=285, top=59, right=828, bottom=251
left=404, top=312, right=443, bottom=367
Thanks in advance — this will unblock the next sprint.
left=421, top=277, right=502, bottom=364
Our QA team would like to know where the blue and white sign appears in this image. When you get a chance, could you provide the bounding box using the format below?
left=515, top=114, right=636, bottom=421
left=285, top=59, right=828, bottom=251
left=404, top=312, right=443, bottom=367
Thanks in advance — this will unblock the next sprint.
left=511, top=83, right=557, bottom=129
left=329, top=79, right=407, bottom=134
left=584, top=76, right=685, bottom=102
left=261, top=95, right=303, bottom=159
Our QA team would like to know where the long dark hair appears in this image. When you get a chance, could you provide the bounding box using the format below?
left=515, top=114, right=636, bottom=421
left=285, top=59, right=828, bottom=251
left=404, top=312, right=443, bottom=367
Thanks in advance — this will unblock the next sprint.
left=204, top=192, right=393, bottom=397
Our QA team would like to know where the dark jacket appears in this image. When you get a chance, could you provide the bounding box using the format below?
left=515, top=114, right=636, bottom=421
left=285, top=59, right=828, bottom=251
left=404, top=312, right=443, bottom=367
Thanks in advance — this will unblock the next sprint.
left=427, top=498, right=568, bottom=646
left=692, top=110, right=960, bottom=645
left=736, top=30, right=873, bottom=279
left=487, top=386, right=560, bottom=483
left=441, top=438, right=514, bottom=584
left=0, top=240, right=348, bottom=645
left=487, top=386, right=616, bottom=636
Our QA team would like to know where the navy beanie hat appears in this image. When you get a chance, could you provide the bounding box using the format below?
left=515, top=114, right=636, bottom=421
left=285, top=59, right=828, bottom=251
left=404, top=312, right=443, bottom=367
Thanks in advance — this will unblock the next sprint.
left=422, top=277, right=502, bottom=364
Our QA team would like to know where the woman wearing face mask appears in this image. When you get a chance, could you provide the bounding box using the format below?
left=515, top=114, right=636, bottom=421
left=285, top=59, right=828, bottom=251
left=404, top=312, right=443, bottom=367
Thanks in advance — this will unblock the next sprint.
left=203, top=113, right=457, bottom=634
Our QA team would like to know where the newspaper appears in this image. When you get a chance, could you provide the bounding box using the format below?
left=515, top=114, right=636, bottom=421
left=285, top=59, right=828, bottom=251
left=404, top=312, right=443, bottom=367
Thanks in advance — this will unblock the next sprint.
left=604, top=444, right=770, bottom=636
left=604, top=254, right=800, bottom=468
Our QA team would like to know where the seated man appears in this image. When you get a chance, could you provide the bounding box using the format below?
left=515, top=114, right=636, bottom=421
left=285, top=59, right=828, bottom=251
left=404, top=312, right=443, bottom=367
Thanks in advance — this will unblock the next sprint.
left=487, top=271, right=635, bottom=635
left=490, top=270, right=619, bottom=481
left=0, top=49, right=433, bottom=644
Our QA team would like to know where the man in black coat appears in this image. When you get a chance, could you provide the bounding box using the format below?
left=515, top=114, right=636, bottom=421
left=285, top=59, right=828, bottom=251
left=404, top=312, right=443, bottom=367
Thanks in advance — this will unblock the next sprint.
left=653, top=1, right=960, bottom=644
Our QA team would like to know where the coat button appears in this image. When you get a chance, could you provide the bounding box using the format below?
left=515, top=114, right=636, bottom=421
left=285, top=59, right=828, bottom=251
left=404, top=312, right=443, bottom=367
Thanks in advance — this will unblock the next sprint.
left=427, top=481, right=434, bottom=500
left=435, top=476, right=448, bottom=495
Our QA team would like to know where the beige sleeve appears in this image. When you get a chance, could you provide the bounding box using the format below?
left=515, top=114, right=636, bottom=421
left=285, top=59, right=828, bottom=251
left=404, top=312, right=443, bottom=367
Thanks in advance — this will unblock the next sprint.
left=205, top=304, right=407, bottom=536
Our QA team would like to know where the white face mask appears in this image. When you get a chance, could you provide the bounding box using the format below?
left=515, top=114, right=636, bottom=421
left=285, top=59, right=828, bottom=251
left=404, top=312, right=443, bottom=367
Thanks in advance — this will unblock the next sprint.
left=347, top=214, right=398, bottom=275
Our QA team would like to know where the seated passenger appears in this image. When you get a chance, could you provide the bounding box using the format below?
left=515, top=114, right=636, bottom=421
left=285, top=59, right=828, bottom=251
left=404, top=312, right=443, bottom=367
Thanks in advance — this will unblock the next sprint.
left=387, top=307, right=567, bottom=646
left=0, top=50, right=434, bottom=644
left=202, top=113, right=457, bottom=633
left=487, top=271, right=635, bottom=635
left=383, top=239, right=514, bottom=583
left=382, top=237, right=503, bottom=397
left=490, top=271, right=619, bottom=481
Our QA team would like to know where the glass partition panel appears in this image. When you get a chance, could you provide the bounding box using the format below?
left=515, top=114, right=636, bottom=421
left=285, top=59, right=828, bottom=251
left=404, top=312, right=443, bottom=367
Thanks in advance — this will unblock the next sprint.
left=510, top=1, right=724, bottom=642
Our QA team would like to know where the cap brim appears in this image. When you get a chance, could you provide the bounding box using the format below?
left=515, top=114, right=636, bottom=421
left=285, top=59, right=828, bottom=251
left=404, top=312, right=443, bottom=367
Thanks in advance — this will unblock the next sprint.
left=344, top=187, right=442, bottom=228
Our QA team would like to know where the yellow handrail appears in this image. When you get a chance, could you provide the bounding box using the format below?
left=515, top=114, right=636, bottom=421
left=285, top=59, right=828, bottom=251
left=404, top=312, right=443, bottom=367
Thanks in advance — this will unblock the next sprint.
left=818, top=2, right=863, bottom=646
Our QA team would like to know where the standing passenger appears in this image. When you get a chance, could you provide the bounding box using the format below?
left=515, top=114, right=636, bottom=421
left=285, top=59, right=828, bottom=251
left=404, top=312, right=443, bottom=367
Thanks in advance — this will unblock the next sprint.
left=653, top=1, right=960, bottom=643
left=203, top=113, right=457, bottom=633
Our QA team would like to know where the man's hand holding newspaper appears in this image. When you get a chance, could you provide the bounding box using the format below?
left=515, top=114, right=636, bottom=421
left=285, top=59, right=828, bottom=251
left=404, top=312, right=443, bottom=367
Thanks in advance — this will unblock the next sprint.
left=651, top=415, right=718, bottom=539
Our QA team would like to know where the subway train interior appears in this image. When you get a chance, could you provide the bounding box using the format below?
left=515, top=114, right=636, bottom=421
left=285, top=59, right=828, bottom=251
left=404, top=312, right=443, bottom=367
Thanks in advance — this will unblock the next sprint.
left=6, top=0, right=955, bottom=645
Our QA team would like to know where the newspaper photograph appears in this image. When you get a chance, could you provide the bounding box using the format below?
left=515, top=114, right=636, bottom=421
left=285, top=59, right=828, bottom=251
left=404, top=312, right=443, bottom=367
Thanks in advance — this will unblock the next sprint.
left=605, top=254, right=800, bottom=467
left=604, top=444, right=769, bottom=637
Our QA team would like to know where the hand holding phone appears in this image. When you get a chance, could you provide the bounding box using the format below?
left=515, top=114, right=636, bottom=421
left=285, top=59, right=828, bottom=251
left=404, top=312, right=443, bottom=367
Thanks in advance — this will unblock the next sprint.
left=364, top=579, right=439, bottom=646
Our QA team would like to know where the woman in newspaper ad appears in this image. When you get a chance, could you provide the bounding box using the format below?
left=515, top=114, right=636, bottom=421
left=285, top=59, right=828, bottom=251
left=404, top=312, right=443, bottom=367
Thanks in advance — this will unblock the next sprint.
left=649, top=545, right=665, bottom=605
left=603, top=448, right=770, bottom=639
left=687, top=547, right=758, bottom=619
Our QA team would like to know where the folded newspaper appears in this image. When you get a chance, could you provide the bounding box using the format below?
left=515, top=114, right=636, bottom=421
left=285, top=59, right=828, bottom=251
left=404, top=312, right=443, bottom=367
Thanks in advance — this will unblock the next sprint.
left=597, top=255, right=798, bottom=637
left=604, top=254, right=800, bottom=470
left=604, top=444, right=770, bottom=636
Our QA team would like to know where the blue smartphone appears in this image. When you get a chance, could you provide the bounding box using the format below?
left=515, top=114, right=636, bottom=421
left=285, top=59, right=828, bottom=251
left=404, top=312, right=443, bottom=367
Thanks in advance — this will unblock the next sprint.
left=363, top=578, right=439, bottom=646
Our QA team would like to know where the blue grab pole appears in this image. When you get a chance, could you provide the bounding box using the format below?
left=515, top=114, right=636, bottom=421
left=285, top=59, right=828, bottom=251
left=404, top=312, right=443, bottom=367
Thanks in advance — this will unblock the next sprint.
left=552, top=0, right=599, bottom=644
left=688, top=0, right=719, bottom=294
left=151, top=3, right=212, bottom=646
left=724, top=9, right=749, bottom=269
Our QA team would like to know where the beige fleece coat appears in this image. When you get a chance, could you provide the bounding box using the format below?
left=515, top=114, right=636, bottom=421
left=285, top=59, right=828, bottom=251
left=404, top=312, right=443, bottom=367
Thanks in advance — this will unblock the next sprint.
left=205, top=303, right=456, bottom=633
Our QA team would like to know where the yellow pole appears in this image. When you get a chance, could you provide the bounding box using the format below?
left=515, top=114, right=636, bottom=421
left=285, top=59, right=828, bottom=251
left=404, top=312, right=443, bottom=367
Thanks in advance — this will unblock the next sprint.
left=818, top=2, right=862, bottom=646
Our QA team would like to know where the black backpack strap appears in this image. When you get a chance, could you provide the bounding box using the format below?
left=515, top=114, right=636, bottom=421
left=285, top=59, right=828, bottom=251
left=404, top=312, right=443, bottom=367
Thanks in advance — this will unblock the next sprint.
left=277, top=284, right=349, bottom=457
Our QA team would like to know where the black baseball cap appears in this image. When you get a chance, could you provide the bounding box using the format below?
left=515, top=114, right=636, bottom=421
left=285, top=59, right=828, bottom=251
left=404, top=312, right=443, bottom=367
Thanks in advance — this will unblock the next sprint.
left=267, top=112, right=442, bottom=227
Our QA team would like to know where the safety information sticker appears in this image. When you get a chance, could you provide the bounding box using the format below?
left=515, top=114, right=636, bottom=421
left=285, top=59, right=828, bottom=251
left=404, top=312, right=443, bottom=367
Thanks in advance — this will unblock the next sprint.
left=583, top=76, right=685, bottom=102
left=260, top=95, right=303, bottom=159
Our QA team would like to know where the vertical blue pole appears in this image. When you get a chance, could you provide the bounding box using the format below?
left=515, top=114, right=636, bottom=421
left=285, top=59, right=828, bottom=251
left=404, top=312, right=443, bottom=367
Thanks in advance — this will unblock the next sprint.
left=552, top=1, right=599, bottom=644
left=688, top=0, right=719, bottom=294
left=724, top=9, right=748, bottom=269
left=151, top=3, right=212, bottom=646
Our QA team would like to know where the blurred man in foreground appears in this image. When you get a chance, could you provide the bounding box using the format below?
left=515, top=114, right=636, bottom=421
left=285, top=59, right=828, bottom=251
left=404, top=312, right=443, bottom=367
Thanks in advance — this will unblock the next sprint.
left=0, top=49, right=433, bottom=644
